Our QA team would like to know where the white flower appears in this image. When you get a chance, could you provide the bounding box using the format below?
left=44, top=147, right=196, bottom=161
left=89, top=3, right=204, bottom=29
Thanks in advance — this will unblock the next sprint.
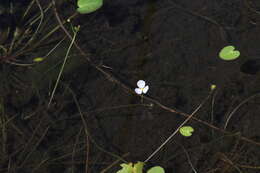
left=135, top=80, right=149, bottom=95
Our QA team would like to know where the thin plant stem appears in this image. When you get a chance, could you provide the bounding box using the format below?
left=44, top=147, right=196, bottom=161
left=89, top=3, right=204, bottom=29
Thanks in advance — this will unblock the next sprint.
left=69, top=88, right=94, bottom=173
left=26, top=2, right=52, bottom=26
left=35, top=12, right=77, bottom=48
left=22, top=0, right=36, bottom=20
left=18, top=0, right=44, bottom=52
left=71, top=127, right=83, bottom=173
left=144, top=93, right=211, bottom=163
left=67, top=86, right=127, bottom=163
left=47, top=28, right=78, bottom=108
left=100, top=153, right=130, bottom=173
left=224, top=93, right=260, bottom=130
left=44, top=36, right=66, bottom=58
left=211, top=90, right=217, bottom=137
left=180, top=145, right=197, bottom=173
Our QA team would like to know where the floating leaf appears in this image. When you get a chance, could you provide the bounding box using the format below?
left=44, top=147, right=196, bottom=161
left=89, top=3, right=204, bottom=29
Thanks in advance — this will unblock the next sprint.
left=117, top=163, right=133, bottom=173
left=33, top=57, right=44, bottom=62
left=179, top=126, right=194, bottom=137
left=77, top=0, right=103, bottom=14
left=147, top=166, right=165, bottom=173
left=219, top=45, right=240, bottom=61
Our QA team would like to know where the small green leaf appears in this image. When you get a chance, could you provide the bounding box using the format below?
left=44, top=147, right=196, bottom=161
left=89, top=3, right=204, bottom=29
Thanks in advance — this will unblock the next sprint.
left=133, top=162, right=144, bottom=173
left=147, top=166, right=165, bottom=173
left=77, top=0, right=103, bottom=14
left=33, top=57, right=45, bottom=62
left=179, top=126, right=194, bottom=137
left=219, top=45, right=240, bottom=61
left=117, top=163, right=133, bottom=173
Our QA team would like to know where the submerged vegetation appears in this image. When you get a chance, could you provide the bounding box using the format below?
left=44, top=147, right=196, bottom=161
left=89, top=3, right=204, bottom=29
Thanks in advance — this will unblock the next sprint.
left=0, top=0, right=260, bottom=172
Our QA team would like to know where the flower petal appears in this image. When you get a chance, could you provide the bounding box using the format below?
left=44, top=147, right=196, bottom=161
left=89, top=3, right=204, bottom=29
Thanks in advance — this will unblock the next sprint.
left=137, top=80, right=145, bottom=88
left=135, top=88, right=143, bottom=95
left=142, top=85, right=149, bottom=94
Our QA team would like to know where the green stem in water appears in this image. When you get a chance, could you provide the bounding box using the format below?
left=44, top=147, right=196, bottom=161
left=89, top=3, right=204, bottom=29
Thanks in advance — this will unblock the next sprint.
left=48, top=27, right=78, bottom=108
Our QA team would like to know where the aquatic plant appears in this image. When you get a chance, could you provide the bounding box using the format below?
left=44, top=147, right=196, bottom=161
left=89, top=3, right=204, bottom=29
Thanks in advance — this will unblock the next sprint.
left=179, top=126, right=194, bottom=137
left=135, top=80, right=149, bottom=95
left=77, top=0, right=103, bottom=14
left=0, top=1, right=65, bottom=65
left=219, top=45, right=240, bottom=61
left=116, top=162, right=164, bottom=173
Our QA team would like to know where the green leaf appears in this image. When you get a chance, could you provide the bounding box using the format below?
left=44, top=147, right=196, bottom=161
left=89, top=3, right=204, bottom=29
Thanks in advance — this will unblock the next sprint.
left=219, top=45, right=240, bottom=61
left=147, top=166, right=165, bottom=173
left=33, top=57, right=45, bottom=62
left=117, top=163, right=133, bottom=173
left=77, top=0, right=103, bottom=14
left=133, top=162, right=144, bottom=173
left=179, top=126, right=194, bottom=137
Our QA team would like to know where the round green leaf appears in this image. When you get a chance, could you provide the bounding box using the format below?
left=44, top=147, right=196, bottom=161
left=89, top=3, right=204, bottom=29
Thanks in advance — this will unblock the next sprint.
left=77, top=0, right=103, bottom=14
left=147, top=166, right=165, bottom=173
left=179, top=126, right=194, bottom=137
left=219, top=45, right=240, bottom=61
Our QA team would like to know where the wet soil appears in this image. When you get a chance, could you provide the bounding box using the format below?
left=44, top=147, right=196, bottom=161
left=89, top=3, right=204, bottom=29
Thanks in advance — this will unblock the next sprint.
left=1, top=0, right=260, bottom=172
